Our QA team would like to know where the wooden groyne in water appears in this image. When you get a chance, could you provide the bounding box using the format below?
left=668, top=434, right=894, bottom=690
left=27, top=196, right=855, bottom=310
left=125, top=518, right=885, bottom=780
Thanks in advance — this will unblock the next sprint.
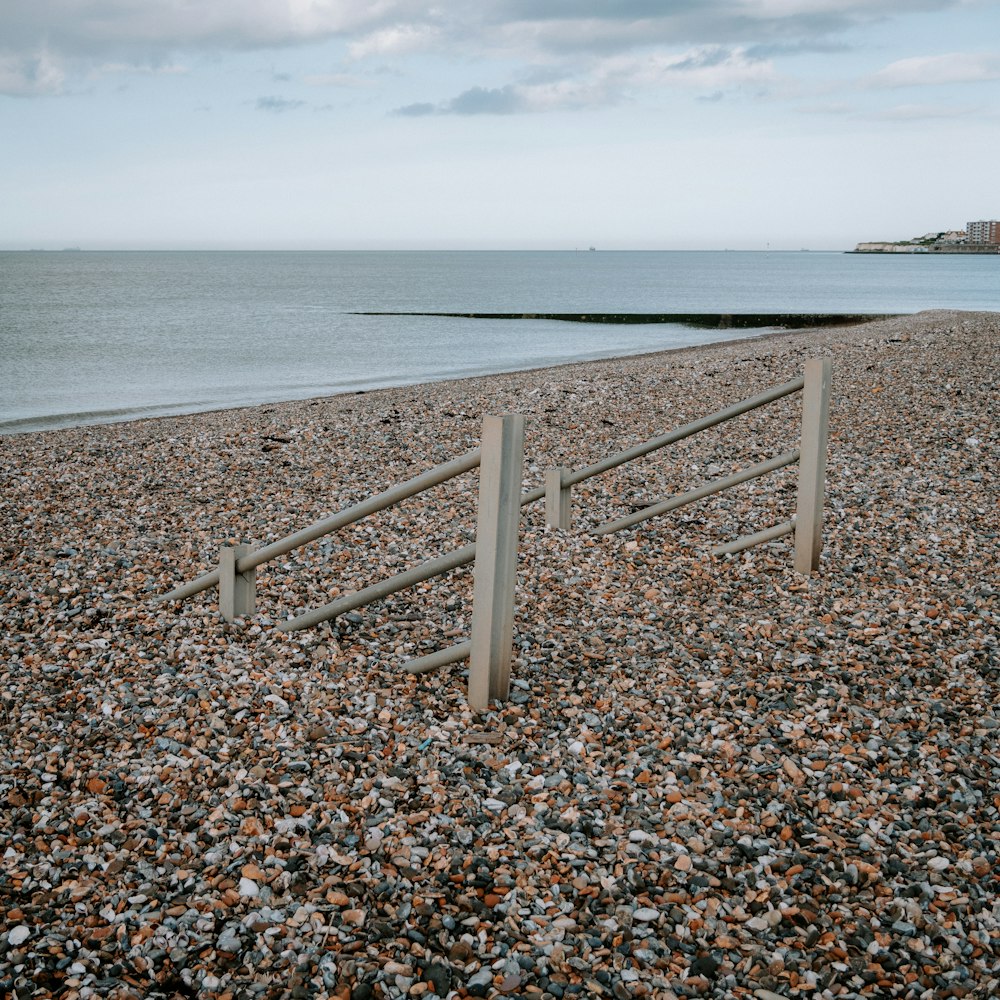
left=351, top=311, right=898, bottom=328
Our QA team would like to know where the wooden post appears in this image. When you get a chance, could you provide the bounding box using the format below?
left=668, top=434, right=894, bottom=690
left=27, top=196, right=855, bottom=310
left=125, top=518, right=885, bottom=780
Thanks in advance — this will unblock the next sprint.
left=794, top=359, right=832, bottom=574
left=468, top=414, right=525, bottom=710
left=545, top=467, right=572, bottom=530
left=219, top=543, right=256, bottom=620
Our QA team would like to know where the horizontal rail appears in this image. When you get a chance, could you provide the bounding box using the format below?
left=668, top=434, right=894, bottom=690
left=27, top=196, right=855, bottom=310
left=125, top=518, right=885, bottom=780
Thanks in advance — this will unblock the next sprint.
left=159, top=567, right=223, bottom=606
left=520, top=484, right=546, bottom=508
left=564, top=376, right=804, bottom=488
left=271, top=485, right=545, bottom=635
left=713, top=519, right=796, bottom=556
left=277, top=543, right=477, bottom=633
left=404, top=640, right=472, bottom=675
left=594, top=449, right=800, bottom=536
left=159, top=448, right=481, bottom=604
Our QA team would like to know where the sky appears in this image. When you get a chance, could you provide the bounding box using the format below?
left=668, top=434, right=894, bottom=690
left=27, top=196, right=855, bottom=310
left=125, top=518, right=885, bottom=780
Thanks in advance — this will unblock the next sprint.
left=2, top=0, right=1000, bottom=251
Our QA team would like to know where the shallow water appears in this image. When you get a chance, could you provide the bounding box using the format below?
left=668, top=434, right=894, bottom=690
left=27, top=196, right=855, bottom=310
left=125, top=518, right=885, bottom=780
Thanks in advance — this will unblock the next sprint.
left=2, top=249, right=996, bottom=432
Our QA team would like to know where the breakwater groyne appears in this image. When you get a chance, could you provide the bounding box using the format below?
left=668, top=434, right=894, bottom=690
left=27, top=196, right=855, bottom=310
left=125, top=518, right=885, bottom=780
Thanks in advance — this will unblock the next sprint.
left=352, top=311, right=897, bottom=328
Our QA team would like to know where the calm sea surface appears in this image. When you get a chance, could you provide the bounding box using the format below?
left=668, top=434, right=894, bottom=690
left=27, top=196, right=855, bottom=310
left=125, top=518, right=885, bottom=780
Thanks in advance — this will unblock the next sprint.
left=1, top=250, right=997, bottom=433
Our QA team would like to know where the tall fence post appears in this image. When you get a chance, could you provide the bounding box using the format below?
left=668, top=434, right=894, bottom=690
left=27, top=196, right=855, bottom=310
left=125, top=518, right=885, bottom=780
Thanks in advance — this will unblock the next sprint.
left=545, top=467, right=572, bottom=530
left=794, top=358, right=832, bottom=574
left=219, top=543, right=256, bottom=621
left=468, top=414, right=525, bottom=710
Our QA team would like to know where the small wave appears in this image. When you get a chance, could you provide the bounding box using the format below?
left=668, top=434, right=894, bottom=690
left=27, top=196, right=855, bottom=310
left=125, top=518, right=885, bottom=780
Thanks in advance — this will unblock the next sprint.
left=0, top=326, right=787, bottom=435
left=0, top=400, right=221, bottom=435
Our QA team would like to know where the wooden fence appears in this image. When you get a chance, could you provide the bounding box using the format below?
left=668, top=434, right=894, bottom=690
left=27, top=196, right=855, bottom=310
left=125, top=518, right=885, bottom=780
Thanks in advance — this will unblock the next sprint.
left=160, top=415, right=526, bottom=710
left=543, top=358, right=831, bottom=572
left=159, top=360, right=831, bottom=706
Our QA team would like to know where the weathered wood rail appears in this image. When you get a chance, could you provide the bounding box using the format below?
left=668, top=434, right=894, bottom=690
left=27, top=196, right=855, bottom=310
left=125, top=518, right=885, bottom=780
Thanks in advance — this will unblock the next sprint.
left=160, top=415, right=527, bottom=710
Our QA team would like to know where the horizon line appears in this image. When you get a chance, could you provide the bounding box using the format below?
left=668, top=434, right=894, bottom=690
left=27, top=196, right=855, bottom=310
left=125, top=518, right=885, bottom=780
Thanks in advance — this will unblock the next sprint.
left=1, top=245, right=849, bottom=253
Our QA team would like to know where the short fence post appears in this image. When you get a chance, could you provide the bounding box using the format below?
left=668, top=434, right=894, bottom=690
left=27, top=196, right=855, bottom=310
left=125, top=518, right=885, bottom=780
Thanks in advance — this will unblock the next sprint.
left=219, top=543, right=256, bottom=621
left=545, top=467, right=572, bottom=530
left=468, top=414, right=525, bottom=710
left=794, top=359, right=832, bottom=574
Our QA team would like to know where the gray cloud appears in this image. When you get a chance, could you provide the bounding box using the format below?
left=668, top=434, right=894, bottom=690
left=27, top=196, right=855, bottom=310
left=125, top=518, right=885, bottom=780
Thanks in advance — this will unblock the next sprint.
left=256, top=95, right=305, bottom=112
left=0, top=0, right=974, bottom=97
left=447, top=85, right=525, bottom=114
left=672, top=47, right=737, bottom=71
left=392, top=85, right=527, bottom=116
left=0, top=51, right=65, bottom=96
left=389, top=42, right=781, bottom=117
left=479, top=0, right=956, bottom=56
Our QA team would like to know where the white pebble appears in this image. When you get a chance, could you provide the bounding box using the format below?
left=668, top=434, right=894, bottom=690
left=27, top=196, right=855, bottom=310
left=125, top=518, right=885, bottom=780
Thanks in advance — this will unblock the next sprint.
left=239, top=877, right=260, bottom=897
left=8, top=926, right=30, bottom=947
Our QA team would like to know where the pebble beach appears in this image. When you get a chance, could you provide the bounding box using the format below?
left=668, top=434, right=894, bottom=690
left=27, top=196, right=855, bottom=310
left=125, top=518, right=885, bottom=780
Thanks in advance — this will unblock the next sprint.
left=1, top=309, right=997, bottom=1000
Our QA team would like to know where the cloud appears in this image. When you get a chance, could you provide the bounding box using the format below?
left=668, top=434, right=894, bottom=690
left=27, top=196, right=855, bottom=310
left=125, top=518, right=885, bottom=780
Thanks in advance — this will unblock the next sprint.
left=255, top=95, right=305, bottom=112
left=0, top=50, right=65, bottom=96
left=347, top=24, right=444, bottom=59
left=392, top=86, right=527, bottom=116
left=0, top=0, right=978, bottom=98
left=392, top=45, right=780, bottom=117
left=0, top=0, right=400, bottom=94
left=392, top=80, right=589, bottom=117
left=448, top=85, right=527, bottom=114
left=612, top=46, right=779, bottom=91
left=480, top=0, right=957, bottom=57
left=868, top=52, right=1000, bottom=88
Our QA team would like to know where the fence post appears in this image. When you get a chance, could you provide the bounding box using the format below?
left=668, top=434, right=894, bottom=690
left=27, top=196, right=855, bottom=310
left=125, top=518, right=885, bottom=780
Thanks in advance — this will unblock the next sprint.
left=545, top=467, right=572, bottom=530
left=794, top=359, right=832, bottom=574
left=219, top=543, right=256, bottom=621
left=468, top=414, right=525, bottom=710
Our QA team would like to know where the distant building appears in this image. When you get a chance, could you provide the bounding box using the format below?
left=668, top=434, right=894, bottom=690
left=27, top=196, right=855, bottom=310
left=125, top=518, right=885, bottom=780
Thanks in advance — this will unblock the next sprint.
left=966, top=220, right=1000, bottom=244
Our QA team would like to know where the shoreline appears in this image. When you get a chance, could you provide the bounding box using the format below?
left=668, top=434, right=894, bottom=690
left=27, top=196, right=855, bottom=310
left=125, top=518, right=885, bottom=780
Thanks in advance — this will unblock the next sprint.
left=1, top=310, right=998, bottom=999
left=0, top=315, right=892, bottom=438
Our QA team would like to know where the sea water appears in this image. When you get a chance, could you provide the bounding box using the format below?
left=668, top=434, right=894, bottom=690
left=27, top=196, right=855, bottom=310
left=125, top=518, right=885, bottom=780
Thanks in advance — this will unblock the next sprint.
left=1, top=250, right=997, bottom=433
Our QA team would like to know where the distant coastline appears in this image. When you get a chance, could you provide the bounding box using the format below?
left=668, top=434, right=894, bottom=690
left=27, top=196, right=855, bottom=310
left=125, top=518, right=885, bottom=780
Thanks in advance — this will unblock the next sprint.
left=854, top=219, right=1000, bottom=254
left=851, top=244, right=1000, bottom=255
